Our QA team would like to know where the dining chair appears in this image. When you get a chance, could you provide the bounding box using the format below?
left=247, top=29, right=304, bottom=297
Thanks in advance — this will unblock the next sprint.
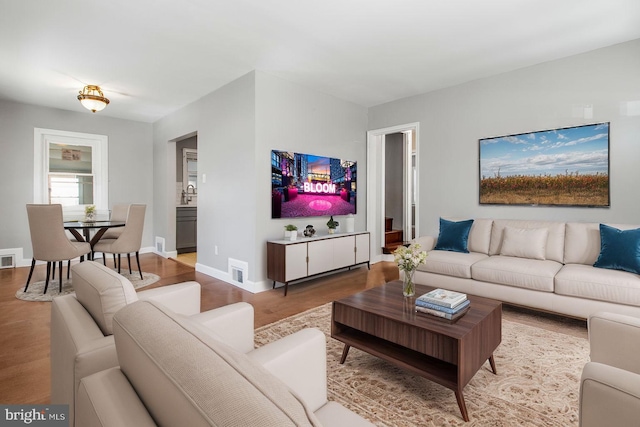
left=102, top=204, right=129, bottom=239
left=93, top=204, right=146, bottom=280
left=25, top=204, right=92, bottom=293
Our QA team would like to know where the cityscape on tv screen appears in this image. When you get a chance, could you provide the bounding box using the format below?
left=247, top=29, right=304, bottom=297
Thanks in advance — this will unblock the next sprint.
left=271, top=150, right=357, bottom=218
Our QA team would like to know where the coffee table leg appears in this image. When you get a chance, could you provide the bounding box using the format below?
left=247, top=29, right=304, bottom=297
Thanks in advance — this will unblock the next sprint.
left=488, top=355, right=497, bottom=375
left=454, top=390, right=469, bottom=422
left=339, top=344, right=351, bottom=364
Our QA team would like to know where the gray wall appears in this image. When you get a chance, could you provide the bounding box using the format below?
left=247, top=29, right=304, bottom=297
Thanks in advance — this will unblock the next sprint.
left=153, top=71, right=367, bottom=288
left=369, top=39, right=640, bottom=238
left=254, top=71, right=368, bottom=284
left=152, top=71, right=256, bottom=276
left=0, top=100, right=153, bottom=264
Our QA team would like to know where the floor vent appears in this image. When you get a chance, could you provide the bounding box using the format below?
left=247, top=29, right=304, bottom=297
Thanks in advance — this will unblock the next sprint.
left=229, top=258, right=248, bottom=285
left=0, top=254, right=15, bottom=269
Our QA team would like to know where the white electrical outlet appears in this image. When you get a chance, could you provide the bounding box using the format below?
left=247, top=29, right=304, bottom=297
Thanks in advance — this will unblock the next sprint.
left=214, top=245, right=218, bottom=255
left=202, top=173, right=206, bottom=183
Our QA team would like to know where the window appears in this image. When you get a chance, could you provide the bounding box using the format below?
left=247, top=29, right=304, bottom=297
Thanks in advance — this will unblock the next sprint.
left=34, top=129, right=108, bottom=218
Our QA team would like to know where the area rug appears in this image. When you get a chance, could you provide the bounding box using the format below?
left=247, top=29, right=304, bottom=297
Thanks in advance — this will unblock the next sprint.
left=255, top=303, right=589, bottom=426
left=15, top=271, right=160, bottom=302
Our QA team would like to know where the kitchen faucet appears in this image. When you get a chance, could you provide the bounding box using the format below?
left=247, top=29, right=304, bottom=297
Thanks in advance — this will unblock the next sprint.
left=182, top=185, right=197, bottom=204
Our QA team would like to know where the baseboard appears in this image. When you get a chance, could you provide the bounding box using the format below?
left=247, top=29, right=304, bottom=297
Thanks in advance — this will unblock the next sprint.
left=195, top=263, right=271, bottom=294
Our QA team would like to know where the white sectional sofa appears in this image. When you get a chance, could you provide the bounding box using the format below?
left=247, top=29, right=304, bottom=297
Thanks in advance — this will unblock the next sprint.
left=412, top=219, right=640, bottom=319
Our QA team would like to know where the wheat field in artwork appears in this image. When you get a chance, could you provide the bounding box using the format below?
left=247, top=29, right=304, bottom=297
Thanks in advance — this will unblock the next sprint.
left=479, top=123, right=610, bottom=207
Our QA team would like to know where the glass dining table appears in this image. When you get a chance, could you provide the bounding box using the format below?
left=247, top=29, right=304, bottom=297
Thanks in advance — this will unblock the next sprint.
left=64, top=221, right=126, bottom=257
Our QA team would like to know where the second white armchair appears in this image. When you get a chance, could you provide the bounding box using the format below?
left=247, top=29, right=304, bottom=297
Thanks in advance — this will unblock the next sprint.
left=580, top=312, right=640, bottom=426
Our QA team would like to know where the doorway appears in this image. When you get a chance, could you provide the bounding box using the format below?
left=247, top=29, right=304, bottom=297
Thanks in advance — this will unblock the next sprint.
left=175, top=134, right=198, bottom=266
left=367, top=123, right=419, bottom=263
left=383, top=131, right=416, bottom=253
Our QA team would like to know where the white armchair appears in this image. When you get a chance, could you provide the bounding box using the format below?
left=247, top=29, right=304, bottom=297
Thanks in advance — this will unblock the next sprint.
left=249, top=328, right=372, bottom=425
left=580, top=312, right=640, bottom=427
left=74, top=300, right=375, bottom=427
left=51, top=261, right=253, bottom=427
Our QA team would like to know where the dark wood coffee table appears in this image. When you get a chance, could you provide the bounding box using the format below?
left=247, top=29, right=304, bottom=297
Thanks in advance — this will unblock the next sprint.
left=331, top=280, right=502, bottom=422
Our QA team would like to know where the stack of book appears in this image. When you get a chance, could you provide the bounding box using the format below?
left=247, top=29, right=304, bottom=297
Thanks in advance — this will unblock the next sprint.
left=415, top=288, right=470, bottom=321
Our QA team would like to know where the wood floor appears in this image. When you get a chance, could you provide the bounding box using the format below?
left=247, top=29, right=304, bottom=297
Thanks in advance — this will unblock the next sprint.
left=0, top=253, right=399, bottom=405
left=0, top=254, right=586, bottom=405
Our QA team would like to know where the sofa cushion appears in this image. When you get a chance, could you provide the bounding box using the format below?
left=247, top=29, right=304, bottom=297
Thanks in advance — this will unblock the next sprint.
left=72, top=261, right=138, bottom=335
left=434, top=218, right=474, bottom=253
left=556, top=264, right=640, bottom=307
left=564, top=222, right=601, bottom=265
left=489, top=219, right=565, bottom=263
left=113, top=300, right=319, bottom=427
left=593, top=224, right=640, bottom=275
left=471, top=256, right=562, bottom=292
left=500, top=226, right=548, bottom=260
left=564, top=222, right=640, bottom=265
left=417, top=250, right=488, bottom=279
left=446, top=217, right=493, bottom=254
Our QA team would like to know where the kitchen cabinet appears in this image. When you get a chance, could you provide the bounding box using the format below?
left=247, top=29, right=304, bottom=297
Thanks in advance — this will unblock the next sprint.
left=176, top=207, right=197, bottom=253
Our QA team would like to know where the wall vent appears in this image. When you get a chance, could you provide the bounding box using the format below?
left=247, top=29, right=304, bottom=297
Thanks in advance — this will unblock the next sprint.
left=0, top=254, right=15, bottom=269
left=155, top=236, right=166, bottom=253
left=228, top=258, right=248, bottom=285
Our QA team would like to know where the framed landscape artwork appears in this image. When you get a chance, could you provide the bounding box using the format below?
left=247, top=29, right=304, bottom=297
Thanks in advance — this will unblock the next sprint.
left=479, top=122, right=610, bottom=207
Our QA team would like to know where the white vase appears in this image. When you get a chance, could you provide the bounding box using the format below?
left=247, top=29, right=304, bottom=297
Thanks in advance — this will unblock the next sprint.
left=284, top=230, right=291, bottom=239
left=289, top=232, right=297, bottom=241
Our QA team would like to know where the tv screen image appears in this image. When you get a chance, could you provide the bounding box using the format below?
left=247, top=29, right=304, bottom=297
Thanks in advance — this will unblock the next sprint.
left=271, top=150, right=357, bottom=218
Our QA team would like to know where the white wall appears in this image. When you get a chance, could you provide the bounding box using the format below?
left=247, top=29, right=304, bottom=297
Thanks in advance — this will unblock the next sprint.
left=0, top=100, right=154, bottom=265
left=369, top=39, right=640, bottom=238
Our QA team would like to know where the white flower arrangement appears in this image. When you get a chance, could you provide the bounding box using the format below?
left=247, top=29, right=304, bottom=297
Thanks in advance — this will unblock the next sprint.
left=393, top=243, right=427, bottom=272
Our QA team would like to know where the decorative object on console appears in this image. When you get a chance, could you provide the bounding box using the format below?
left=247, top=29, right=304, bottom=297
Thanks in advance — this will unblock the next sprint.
left=393, top=243, right=427, bottom=297
left=479, top=122, right=610, bottom=207
left=344, top=213, right=355, bottom=232
left=326, top=216, right=339, bottom=234
left=271, top=150, right=357, bottom=218
left=77, top=85, right=110, bottom=113
left=593, top=224, right=640, bottom=274
left=303, top=225, right=316, bottom=237
left=84, top=205, right=96, bottom=222
left=434, top=218, right=474, bottom=253
left=283, top=224, right=298, bottom=241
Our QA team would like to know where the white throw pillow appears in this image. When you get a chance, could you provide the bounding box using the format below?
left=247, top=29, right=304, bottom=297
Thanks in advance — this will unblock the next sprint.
left=500, top=227, right=548, bottom=260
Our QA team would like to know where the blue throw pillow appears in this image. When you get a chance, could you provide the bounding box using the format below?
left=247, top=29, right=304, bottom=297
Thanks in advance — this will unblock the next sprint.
left=593, top=224, right=640, bottom=275
left=434, top=218, right=474, bottom=253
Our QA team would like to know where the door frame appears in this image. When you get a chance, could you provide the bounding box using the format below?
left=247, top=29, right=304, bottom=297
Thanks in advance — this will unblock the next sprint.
left=367, top=122, right=420, bottom=263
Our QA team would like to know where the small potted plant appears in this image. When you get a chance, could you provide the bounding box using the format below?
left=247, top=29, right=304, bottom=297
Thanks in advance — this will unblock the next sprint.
left=84, top=205, right=96, bottom=222
left=326, top=216, right=339, bottom=234
left=284, top=224, right=298, bottom=241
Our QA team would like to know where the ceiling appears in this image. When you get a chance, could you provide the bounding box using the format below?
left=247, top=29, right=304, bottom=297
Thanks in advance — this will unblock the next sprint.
left=1, top=0, right=639, bottom=123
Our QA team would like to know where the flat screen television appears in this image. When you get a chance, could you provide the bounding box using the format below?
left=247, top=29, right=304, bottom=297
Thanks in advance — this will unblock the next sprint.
left=271, top=150, right=357, bottom=219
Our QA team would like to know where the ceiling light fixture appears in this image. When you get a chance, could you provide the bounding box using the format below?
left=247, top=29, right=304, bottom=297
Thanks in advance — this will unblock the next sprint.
left=77, top=85, right=110, bottom=113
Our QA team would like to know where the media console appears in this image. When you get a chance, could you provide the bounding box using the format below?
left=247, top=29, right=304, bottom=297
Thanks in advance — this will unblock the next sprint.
left=267, top=231, right=370, bottom=296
